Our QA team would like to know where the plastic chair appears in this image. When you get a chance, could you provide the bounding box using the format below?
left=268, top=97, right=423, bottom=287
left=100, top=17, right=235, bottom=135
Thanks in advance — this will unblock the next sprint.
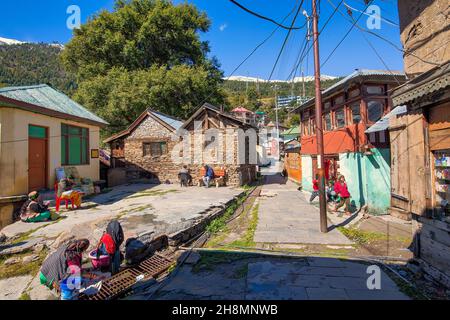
left=55, top=182, right=75, bottom=212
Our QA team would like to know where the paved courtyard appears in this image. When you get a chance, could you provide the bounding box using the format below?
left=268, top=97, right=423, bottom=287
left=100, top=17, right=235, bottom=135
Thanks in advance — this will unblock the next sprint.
left=1, top=183, right=243, bottom=247
left=149, top=251, right=410, bottom=300
left=254, top=174, right=352, bottom=245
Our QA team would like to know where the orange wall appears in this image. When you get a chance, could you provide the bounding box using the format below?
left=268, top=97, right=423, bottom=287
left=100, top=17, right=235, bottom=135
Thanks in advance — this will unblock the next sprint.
left=301, top=123, right=367, bottom=155
left=285, top=152, right=302, bottom=183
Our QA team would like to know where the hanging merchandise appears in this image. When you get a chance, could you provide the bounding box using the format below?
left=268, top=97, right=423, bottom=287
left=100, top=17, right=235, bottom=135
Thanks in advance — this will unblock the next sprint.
left=433, top=149, right=450, bottom=219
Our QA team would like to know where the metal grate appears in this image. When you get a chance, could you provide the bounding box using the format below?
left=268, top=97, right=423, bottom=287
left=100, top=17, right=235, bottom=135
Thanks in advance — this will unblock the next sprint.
left=79, top=253, right=173, bottom=300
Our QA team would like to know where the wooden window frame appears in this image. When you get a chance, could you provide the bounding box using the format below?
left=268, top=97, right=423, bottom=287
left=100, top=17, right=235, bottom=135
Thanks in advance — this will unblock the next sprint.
left=61, top=123, right=90, bottom=166
left=334, top=107, right=346, bottom=129
left=143, top=141, right=168, bottom=157
left=366, top=99, right=386, bottom=124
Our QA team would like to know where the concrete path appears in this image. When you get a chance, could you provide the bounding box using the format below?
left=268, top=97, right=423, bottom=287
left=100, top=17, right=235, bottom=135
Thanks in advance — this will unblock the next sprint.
left=151, top=252, right=410, bottom=300
left=254, top=175, right=352, bottom=245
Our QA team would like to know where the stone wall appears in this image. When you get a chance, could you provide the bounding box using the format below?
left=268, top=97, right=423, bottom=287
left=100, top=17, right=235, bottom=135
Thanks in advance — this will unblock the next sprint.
left=398, top=0, right=449, bottom=76
left=120, top=116, right=257, bottom=186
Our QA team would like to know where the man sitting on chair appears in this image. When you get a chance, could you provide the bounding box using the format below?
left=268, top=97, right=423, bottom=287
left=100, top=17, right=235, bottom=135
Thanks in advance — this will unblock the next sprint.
left=202, top=164, right=215, bottom=188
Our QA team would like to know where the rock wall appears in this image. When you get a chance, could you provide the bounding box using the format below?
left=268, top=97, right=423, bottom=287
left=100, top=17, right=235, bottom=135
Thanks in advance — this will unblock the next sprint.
left=120, top=117, right=257, bottom=186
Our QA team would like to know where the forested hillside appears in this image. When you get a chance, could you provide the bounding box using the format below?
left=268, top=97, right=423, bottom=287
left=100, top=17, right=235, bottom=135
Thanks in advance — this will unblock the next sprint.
left=0, top=43, right=76, bottom=94
left=0, top=41, right=339, bottom=128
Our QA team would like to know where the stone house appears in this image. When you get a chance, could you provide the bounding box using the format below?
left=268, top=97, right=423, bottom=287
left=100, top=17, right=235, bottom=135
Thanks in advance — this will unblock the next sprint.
left=180, top=103, right=258, bottom=186
left=104, top=109, right=184, bottom=184
left=105, top=104, right=258, bottom=187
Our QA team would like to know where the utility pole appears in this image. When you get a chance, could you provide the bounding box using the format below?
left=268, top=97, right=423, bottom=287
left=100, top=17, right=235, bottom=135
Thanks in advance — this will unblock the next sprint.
left=274, top=85, right=280, bottom=159
left=312, top=0, right=327, bottom=233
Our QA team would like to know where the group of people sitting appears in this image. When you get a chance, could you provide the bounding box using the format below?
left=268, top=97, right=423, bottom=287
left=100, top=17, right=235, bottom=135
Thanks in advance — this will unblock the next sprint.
left=178, top=164, right=216, bottom=188
left=39, top=220, right=124, bottom=299
left=310, top=174, right=352, bottom=216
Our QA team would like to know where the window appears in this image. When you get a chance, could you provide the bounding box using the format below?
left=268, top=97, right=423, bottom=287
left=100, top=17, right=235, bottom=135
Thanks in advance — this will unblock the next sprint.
left=349, top=88, right=360, bottom=98
left=310, top=118, right=316, bottom=134
left=367, top=100, right=384, bottom=122
left=61, top=124, right=89, bottom=165
left=366, top=86, right=383, bottom=95
left=143, top=142, right=167, bottom=157
left=350, top=102, right=361, bottom=124
left=324, top=113, right=332, bottom=131
left=302, top=121, right=310, bottom=136
left=335, top=108, right=346, bottom=128
left=334, top=95, right=345, bottom=105
left=324, top=101, right=331, bottom=110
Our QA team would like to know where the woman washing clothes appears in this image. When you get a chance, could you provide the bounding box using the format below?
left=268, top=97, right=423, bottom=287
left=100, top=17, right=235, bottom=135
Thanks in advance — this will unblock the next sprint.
left=39, top=239, right=90, bottom=294
left=96, top=220, right=124, bottom=275
left=19, top=191, right=51, bottom=223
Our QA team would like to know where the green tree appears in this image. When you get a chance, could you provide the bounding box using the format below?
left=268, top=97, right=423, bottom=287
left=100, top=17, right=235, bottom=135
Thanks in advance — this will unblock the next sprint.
left=62, top=0, right=224, bottom=134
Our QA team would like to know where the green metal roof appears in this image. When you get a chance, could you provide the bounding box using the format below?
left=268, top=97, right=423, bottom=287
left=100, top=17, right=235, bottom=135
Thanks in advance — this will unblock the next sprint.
left=281, top=126, right=300, bottom=136
left=0, top=84, right=108, bottom=126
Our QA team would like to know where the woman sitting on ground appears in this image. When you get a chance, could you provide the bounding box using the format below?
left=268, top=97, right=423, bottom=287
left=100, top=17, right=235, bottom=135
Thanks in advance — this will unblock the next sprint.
left=39, top=239, right=90, bottom=292
left=96, top=220, right=124, bottom=275
left=19, top=191, right=51, bottom=223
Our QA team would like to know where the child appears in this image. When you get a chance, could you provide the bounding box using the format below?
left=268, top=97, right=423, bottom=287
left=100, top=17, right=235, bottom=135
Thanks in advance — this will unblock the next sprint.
left=309, top=174, right=319, bottom=202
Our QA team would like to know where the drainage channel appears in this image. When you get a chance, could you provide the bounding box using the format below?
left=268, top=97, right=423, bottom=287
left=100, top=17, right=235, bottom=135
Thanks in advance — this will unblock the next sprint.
left=79, top=253, right=173, bottom=300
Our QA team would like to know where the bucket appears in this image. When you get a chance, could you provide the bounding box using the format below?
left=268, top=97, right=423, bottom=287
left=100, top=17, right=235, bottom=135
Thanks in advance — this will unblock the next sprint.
left=88, top=249, right=110, bottom=269
left=60, top=276, right=80, bottom=300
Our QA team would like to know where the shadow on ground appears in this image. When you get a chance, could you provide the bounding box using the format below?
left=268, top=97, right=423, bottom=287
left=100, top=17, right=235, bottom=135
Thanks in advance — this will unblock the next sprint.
left=148, top=250, right=416, bottom=300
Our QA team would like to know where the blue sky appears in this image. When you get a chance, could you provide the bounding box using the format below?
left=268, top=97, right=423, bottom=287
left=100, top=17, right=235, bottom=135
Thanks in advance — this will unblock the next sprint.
left=0, top=0, right=404, bottom=78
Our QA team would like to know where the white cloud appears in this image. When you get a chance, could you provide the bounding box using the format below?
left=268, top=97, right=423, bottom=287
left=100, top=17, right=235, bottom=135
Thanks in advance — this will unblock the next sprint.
left=219, top=23, right=228, bottom=32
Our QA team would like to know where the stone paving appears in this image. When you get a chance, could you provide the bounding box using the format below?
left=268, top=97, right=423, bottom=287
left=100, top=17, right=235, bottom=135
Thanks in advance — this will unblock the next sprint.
left=0, top=183, right=243, bottom=300
left=254, top=175, right=352, bottom=245
left=151, top=252, right=410, bottom=300
left=1, top=183, right=243, bottom=247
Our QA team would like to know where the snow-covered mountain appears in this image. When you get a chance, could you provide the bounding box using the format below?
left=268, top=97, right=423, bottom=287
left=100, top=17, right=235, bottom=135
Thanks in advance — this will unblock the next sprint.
left=224, top=74, right=337, bottom=83
left=0, top=36, right=64, bottom=49
left=0, top=36, right=25, bottom=45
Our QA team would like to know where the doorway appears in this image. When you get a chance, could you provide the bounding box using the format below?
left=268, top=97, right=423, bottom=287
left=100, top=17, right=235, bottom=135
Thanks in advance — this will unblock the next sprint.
left=28, top=125, right=48, bottom=191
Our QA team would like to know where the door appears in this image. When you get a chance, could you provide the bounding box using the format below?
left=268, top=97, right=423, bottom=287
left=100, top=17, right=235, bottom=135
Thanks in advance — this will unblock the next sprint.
left=28, top=125, right=48, bottom=191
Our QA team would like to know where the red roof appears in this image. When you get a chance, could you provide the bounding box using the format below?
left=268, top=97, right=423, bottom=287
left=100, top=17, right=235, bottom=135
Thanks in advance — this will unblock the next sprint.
left=231, top=107, right=254, bottom=114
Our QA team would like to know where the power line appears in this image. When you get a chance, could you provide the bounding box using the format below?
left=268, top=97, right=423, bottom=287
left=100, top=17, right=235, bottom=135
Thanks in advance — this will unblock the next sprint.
left=229, top=0, right=306, bottom=30
left=286, top=0, right=345, bottom=81
left=328, top=0, right=402, bottom=85
left=226, top=3, right=299, bottom=78
left=267, top=1, right=304, bottom=82
left=321, top=0, right=373, bottom=68
left=329, top=0, right=442, bottom=68
left=343, top=1, right=399, bottom=27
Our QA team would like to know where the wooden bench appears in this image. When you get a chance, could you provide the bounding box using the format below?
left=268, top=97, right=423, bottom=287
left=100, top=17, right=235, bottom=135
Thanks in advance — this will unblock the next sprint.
left=197, top=167, right=227, bottom=188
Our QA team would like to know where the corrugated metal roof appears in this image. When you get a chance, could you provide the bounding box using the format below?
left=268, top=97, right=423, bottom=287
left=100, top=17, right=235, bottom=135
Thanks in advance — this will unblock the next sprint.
left=0, top=84, right=108, bottom=125
left=365, top=105, right=407, bottom=133
left=293, top=69, right=406, bottom=112
left=150, top=110, right=183, bottom=130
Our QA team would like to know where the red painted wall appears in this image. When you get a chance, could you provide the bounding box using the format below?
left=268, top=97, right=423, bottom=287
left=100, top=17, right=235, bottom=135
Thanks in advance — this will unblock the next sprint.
left=301, top=123, right=367, bottom=155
